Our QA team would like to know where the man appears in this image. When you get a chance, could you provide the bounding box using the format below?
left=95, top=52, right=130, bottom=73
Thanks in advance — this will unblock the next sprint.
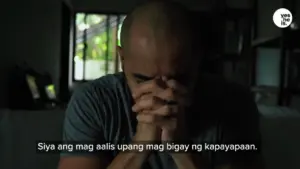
left=58, top=1, right=262, bottom=169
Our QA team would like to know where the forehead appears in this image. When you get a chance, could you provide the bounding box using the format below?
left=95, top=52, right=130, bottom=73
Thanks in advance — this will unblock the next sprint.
left=127, top=24, right=195, bottom=77
left=128, top=43, right=192, bottom=77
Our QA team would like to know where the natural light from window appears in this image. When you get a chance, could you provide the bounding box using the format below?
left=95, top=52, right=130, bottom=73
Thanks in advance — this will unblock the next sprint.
left=74, top=13, right=126, bottom=81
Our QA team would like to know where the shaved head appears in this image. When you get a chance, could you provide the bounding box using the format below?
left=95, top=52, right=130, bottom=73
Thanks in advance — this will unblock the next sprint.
left=118, top=1, right=200, bottom=92
left=120, top=1, right=192, bottom=52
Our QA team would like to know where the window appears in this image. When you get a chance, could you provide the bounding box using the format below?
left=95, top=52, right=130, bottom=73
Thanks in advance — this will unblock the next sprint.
left=73, top=13, right=126, bottom=81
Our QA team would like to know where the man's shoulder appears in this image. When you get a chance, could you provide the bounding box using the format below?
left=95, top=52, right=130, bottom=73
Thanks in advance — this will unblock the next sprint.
left=71, top=73, right=126, bottom=103
left=77, top=73, right=125, bottom=92
left=88, top=72, right=124, bottom=89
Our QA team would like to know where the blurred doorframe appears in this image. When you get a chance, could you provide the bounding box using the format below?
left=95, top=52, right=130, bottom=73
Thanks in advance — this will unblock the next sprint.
left=59, top=1, right=72, bottom=103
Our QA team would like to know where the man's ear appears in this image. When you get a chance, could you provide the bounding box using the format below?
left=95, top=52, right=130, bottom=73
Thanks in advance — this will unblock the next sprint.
left=117, top=46, right=124, bottom=70
left=117, top=46, right=124, bottom=61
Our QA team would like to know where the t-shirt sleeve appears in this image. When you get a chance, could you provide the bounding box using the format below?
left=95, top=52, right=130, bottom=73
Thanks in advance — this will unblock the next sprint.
left=61, top=84, right=104, bottom=156
left=214, top=87, right=262, bottom=167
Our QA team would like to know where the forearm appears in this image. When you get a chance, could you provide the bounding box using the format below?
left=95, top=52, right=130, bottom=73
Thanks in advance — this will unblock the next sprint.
left=107, top=136, right=152, bottom=169
left=171, top=153, right=203, bottom=169
left=107, top=151, right=149, bottom=169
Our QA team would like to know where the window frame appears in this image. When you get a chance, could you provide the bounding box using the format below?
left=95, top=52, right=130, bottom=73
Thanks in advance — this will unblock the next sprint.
left=71, top=11, right=126, bottom=83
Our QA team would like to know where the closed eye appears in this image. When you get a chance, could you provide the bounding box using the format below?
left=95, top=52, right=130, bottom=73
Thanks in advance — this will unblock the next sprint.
left=133, top=73, right=154, bottom=83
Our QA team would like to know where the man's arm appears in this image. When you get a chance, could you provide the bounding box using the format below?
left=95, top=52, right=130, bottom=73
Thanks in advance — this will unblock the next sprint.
left=59, top=145, right=150, bottom=169
left=170, top=153, right=203, bottom=169
left=58, top=84, right=151, bottom=169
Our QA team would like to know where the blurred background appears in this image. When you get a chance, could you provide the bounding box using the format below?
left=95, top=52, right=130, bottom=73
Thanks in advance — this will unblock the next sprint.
left=0, top=0, right=300, bottom=169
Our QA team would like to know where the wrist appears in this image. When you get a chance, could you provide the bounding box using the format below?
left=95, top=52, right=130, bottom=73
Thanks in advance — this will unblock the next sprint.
left=135, top=123, right=161, bottom=141
left=171, top=152, right=190, bottom=159
left=170, top=153, right=201, bottom=169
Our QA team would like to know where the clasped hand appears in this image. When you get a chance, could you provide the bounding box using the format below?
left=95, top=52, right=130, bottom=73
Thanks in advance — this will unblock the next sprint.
left=132, top=77, right=190, bottom=142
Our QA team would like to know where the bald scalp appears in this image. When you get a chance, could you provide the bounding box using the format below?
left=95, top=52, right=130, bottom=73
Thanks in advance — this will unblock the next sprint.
left=120, top=1, right=193, bottom=54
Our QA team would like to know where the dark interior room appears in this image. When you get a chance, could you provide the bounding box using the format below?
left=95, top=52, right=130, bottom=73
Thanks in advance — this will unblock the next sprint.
left=1, top=0, right=300, bottom=169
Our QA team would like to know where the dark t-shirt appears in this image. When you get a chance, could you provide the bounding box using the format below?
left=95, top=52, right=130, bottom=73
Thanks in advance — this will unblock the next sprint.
left=62, top=72, right=261, bottom=169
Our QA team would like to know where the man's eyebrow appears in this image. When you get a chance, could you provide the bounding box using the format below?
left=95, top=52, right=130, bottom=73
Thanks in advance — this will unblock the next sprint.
left=133, top=73, right=155, bottom=81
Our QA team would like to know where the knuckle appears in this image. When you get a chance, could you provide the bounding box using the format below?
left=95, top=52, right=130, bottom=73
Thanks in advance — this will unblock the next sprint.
left=165, top=105, right=173, bottom=114
left=142, top=94, right=152, bottom=102
left=139, top=95, right=147, bottom=100
left=154, top=96, right=163, bottom=104
left=161, top=105, right=171, bottom=115
left=164, top=88, right=174, bottom=100
left=142, top=110, right=150, bottom=114
left=167, top=79, right=176, bottom=87
left=150, top=97, right=157, bottom=105
left=137, top=114, right=143, bottom=121
left=151, top=80, right=159, bottom=89
left=148, top=115, right=156, bottom=122
left=150, top=96, right=163, bottom=109
left=166, top=88, right=174, bottom=95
